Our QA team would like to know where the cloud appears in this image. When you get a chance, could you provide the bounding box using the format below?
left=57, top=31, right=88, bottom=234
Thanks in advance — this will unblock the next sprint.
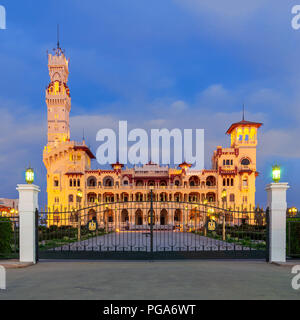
left=175, top=0, right=266, bottom=19
left=260, top=129, right=300, bottom=159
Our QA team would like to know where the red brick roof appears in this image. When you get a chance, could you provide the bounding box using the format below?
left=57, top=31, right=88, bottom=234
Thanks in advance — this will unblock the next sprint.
left=226, top=120, right=263, bottom=135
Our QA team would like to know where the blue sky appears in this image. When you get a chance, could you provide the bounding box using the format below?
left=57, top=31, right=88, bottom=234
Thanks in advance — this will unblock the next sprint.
left=0, top=0, right=300, bottom=208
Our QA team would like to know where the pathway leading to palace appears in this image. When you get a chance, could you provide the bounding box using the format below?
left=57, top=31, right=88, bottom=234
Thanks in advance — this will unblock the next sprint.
left=0, top=260, right=299, bottom=300
left=54, top=231, right=253, bottom=252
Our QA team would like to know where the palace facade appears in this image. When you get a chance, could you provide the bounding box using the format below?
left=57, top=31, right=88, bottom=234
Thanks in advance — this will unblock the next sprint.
left=43, top=46, right=262, bottom=227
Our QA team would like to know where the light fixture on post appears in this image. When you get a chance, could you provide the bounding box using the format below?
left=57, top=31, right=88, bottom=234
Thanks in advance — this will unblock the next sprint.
left=221, top=188, right=227, bottom=241
left=221, top=189, right=227, bottom=202
left=77, top=189, right=83, bottom=199
left=272, top=164, right=281, bottom=183
left=25, top=167, right=34, bottom=184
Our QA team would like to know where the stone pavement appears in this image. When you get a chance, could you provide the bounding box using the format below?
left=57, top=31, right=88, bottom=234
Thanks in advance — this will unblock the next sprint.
left=0, top=260, right=300, bottom=300
left=0, top=260, right=33, bottom=269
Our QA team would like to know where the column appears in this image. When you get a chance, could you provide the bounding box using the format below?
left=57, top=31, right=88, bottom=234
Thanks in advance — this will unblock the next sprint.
left=16, top=184, right=40, bottom=263
left=266, top=183, right=289, bottom=263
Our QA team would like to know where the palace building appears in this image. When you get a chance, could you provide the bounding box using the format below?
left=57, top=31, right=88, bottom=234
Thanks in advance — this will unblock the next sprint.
left=43, top=45, right=262, bottom=227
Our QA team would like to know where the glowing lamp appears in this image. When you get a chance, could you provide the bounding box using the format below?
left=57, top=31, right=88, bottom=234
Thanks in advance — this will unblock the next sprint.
left=289, top=207, right=298, bottom=216
left=221, top=189, right=227, bottom=199
left=77, top=189, right=83, bottom=198
left=208, top=208, right=215, bottom=215
left=25, top=167, right=34, bottom=184
left=272, top=165, right=281, bottom=183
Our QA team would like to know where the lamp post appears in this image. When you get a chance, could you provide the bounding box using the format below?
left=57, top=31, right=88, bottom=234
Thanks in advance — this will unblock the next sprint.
left=76, top=189, right=83, bottom=241
left=203, top=198, right=208, bottom=236
left=149, top=186, right=154, bottom=253
left=221, top=189, right=227, bottom=241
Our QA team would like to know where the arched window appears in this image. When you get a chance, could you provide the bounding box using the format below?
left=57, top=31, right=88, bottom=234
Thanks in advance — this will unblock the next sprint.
left=189, top=176, right=200, bottom=186
left=77, top=179, right=80, bottom=187
left=68, top=195, right=74, bottom=203
left=69, top=179, right=72, bottom=187
left=136, top=180, right=143, bottom=186
left=103, top=176, right=114, bottom=187
left=87, top=176, right=97, bottom=187
left=73, top=179, right=76, bottom=187
left=206, top=176, right=216, bottom=186
left=241, top=158, right=250, bottom=166
left=230, top=194, right=235, bottom=202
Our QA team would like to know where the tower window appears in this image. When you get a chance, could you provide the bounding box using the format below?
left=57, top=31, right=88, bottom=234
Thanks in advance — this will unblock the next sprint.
left=243, top=179, right=248, bottom=187
left=70, top=179, right=72, bottom=187
left=241, top=158, right=250, bottom=166
left=77, top=179, right=80, bottom=187
left=54, top=180, right=59, bottom=187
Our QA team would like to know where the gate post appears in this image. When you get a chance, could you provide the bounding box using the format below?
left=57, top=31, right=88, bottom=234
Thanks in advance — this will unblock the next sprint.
left=265, top=183, right=289, bottom=263
left=16, top=184, right=40, bottom=263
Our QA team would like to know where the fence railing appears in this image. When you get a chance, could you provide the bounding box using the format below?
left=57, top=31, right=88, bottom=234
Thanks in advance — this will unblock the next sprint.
left=287, top=214, right=300, bottom=258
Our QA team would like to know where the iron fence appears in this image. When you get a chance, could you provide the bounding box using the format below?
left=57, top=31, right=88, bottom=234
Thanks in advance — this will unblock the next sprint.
left=37, top=198, right=267, bottom=260
left=287, top=213, right=300, bottom=258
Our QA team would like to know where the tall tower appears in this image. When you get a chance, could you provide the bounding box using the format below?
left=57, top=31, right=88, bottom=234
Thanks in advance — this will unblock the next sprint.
left=43, top=40, right=95, bottom=214
left=46, top=45, right=71, bottom=147
left=226, top=118, right=263, bottom=209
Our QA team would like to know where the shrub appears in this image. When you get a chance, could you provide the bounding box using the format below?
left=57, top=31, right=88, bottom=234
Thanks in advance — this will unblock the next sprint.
left=0, top=217, right=13, bottom=254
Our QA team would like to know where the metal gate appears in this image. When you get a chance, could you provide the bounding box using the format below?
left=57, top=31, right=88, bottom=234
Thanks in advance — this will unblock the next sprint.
left=37, top=196, right=267, bottom=260
left=287, top=212, right=300, bottom=259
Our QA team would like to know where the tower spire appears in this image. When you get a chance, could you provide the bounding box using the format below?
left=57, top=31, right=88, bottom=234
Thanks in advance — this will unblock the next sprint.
left=57, top=24, right=60, bottom=49
left=242, top=104, right=245, bottom=121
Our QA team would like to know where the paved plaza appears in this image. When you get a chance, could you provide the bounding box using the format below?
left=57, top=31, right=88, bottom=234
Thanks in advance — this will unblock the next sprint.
left=0, top=260, right=299, bottom=300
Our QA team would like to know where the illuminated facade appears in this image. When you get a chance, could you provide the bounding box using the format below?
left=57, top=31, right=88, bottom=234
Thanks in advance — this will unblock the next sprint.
left=0, top=198, right=18, bottom=217
left=43, top=47, right=262, bottom=226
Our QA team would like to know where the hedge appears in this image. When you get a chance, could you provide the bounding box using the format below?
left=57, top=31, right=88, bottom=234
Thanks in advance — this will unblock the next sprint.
left=0, top=217, right=13, bottom=254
